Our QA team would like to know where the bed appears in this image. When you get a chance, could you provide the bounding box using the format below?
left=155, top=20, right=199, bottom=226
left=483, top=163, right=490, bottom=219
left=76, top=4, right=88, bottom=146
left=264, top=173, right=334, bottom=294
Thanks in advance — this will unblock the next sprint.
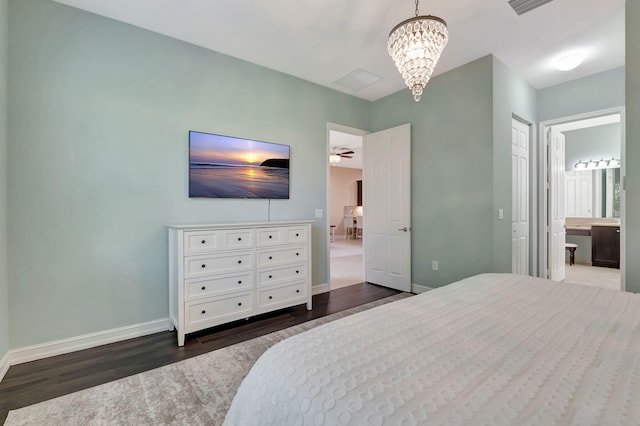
left=224, top=273, right=640, bottom=425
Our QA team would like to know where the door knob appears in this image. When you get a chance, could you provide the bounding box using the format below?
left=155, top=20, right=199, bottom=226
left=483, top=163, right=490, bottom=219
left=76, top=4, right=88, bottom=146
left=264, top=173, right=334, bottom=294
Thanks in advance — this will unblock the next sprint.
left=398, top=227, right=410, bottom=232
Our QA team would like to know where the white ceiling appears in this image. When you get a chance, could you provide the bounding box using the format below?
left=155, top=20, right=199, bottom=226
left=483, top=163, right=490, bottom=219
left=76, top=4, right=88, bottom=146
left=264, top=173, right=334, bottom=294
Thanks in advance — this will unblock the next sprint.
left=52, top=0, right=625, bottom=102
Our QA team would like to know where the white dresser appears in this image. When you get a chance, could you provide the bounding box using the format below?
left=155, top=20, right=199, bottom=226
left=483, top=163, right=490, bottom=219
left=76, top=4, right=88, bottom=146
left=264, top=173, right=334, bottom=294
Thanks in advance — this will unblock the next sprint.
left=168, top=221, right=313, bottom=346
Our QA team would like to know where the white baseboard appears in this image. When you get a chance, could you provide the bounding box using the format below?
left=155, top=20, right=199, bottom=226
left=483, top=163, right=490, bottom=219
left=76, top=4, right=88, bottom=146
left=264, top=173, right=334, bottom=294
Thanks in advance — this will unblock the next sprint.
left=0, top=351, right=9, bottom=382
left=312, top=282, right=330, bottom=295
left=7, top=318, right=171, bottom=368
left=411, top=283, right=433, bottom=294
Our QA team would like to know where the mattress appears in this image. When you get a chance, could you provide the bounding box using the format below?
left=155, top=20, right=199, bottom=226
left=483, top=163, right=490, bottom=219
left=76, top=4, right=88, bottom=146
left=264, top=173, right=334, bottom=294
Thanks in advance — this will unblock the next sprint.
left=224, top=273, right=640, bottom=425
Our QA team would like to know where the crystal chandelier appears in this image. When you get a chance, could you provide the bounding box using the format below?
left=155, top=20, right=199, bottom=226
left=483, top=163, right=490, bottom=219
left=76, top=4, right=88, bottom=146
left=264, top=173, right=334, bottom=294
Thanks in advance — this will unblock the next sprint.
left=388, top=0, right=448, bottom=101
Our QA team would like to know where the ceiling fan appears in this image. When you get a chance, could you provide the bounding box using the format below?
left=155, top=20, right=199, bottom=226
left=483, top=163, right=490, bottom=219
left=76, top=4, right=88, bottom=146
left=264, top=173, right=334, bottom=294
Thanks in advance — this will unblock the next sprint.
left=331, top=147, right=355, bottom=158
left=329, top=147, right=355, bottom=165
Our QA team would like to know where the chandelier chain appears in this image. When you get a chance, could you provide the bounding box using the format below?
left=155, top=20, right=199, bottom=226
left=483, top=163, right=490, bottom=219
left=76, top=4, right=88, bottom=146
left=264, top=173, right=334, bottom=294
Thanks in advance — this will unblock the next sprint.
left=415, top=0, right=419, bottom=17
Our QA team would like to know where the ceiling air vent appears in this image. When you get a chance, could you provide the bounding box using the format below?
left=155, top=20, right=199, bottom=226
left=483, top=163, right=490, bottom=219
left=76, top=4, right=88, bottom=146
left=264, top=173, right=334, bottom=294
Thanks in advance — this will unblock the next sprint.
left=508, top=0, right=554, bottom=15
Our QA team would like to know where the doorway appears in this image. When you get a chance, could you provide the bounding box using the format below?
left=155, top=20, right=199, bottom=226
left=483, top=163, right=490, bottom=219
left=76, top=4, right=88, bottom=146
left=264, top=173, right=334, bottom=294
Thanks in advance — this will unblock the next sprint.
left=326, top=123, right=412, bottom=293
left=539, top=108, right=625, bottom=291
left=327, top=126, right=365, bottom=290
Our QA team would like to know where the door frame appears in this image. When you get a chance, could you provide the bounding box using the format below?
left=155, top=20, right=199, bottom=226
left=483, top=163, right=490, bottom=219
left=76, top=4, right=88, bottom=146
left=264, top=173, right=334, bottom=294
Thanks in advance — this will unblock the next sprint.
left=538, top=106, right=626, bottom=290
left=325, top=123, right=369, bottom=291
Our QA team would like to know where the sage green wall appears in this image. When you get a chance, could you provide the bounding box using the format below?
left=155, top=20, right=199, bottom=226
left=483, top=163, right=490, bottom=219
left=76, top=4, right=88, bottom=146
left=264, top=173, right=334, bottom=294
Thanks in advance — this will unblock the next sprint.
left=370, top=56, right=494, bottom=288
left=626, top=0, right=640, bottom=293
left=492, top=57, right=538, bottom=275
left=7, top=0, right=369, bottom=348
left=0, top=0, right=9, bottom=360
left=538, top=67, right=625, bottom=122
left=564, top=124, right=621, bottom=171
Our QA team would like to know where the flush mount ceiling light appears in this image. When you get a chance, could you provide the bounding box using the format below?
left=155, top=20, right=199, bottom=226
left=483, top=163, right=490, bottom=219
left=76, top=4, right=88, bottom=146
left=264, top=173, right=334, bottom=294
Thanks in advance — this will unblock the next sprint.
left=329, top=154, right=341, bottom=165
left=388, top=0, right=448, bottom=102
left=555, top=53, right=584, bottom=71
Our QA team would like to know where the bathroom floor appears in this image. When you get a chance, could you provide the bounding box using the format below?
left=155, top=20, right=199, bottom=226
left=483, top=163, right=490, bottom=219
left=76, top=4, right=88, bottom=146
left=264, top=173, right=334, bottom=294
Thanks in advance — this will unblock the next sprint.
left=563, top=263, right=621, bottom=291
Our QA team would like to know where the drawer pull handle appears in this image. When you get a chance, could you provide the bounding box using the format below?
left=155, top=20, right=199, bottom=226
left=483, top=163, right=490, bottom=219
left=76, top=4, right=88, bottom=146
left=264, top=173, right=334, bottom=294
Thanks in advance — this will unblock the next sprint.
left=268, top=275, right=273, bottom=279
left=201, top=240, right=206, bottom=244
left=201, top=286, right=206, bottom=290
left=296, top=289, right=300, bottom=293
left=201, top=310, right=206, bottom=314
left=237, top=302, right=242, bottom=306
left=269, top=235, right=273, bottom=239
left=201, top=264, right=206, bottom=269
left=269, top=296, right=273, bottom=300
left=296, top=270, right=300, bottom=274
left=269, top=256, right=273, bottom=260
left=237, top=237, right=242, bottom=241
left=296, top=253, right=299, bottom=256
left=238, top=280, right=242, bottom=284
left=237, top=260, right=242, bottom=264
left=296, top=233, right=299, bottom=237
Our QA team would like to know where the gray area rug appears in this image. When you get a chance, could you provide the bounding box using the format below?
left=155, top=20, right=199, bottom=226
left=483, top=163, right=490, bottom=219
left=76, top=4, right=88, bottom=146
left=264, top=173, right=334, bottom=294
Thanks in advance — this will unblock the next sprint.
left=5, top=293, right=411, bottom=426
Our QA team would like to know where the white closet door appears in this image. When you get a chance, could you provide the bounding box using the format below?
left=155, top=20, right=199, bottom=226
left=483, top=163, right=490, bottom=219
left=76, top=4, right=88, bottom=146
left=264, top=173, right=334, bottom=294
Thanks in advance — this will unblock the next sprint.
left=512, top=119, right=529, bottom=275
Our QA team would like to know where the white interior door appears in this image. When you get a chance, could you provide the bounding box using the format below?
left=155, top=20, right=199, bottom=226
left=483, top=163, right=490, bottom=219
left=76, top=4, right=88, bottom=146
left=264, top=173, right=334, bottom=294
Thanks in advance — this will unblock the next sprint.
left=549, top=127, right=566, bottom=281
left=363, top=123, right=411, bottom=292
left=565, top=171, right=593, bottom=217
left=512, top=119, right=529, bottom=275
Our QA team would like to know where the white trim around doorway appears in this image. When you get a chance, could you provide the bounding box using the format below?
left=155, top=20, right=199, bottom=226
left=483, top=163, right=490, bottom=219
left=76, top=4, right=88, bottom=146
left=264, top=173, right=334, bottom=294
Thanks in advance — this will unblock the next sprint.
left=538, top=106, right=626, bottom=291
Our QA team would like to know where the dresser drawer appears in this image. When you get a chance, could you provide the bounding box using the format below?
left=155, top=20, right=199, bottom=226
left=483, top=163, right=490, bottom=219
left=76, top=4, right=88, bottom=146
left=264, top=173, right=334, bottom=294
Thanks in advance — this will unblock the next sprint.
left=186, top=293, right=253, bottom=331
left=257, top=246, right=308, bottom=268
left=185, top=272, right=253, bottom=301
left=184, top=251, right=253, bottom=278
left=184, top=229, right=254, bottom=254
left=257, top=281, right=307, bottom=310
left=256, top=226, right=308, bottom=247
left=284, top=226, right=308, bottom=244
left=257, top=263, right=307, bottom=287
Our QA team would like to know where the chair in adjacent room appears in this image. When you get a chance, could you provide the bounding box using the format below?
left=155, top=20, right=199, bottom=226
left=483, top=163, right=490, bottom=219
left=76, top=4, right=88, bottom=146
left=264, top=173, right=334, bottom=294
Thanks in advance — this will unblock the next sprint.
left=355, top=216, right=363, bottom=239
left=344, top=216, right=354, bottom=239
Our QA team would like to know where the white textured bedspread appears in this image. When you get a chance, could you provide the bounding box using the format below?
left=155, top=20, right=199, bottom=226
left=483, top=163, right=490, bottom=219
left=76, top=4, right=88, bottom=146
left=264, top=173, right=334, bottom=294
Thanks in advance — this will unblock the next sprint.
left=224, top=273, right=640, bottom=425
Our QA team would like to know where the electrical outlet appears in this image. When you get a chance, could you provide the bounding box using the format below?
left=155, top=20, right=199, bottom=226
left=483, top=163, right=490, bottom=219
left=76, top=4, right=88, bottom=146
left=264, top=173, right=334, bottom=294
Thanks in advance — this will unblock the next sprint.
left=315, top=209, right=323, bottom=218
left=432, top=260, right=439, bottom=271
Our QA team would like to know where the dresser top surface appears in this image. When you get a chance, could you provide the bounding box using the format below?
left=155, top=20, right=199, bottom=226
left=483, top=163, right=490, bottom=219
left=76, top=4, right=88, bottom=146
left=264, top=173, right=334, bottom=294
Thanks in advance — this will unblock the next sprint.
left=167, top=220, right=314, bottom=230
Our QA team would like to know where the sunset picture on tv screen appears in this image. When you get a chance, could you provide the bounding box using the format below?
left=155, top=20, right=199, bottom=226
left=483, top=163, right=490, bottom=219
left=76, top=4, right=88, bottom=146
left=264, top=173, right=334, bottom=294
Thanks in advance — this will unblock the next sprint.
left=189, top=131, right=290, bottom=199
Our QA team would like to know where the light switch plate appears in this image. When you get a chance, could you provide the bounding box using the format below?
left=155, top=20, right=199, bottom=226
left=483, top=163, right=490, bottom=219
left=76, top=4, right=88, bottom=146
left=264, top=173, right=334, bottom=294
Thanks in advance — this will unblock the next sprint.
left=315, top=209, right=323, bottom=218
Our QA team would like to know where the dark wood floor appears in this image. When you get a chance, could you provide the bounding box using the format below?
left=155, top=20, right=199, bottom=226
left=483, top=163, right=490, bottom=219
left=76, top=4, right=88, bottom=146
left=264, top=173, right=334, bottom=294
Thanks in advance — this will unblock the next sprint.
left=0, top=282, right=399, bottom=423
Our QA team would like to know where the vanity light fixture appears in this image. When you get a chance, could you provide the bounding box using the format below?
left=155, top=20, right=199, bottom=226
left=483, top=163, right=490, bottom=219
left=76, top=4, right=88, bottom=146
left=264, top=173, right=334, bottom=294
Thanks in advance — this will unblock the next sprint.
left=574, top=158, right=621, bottom=170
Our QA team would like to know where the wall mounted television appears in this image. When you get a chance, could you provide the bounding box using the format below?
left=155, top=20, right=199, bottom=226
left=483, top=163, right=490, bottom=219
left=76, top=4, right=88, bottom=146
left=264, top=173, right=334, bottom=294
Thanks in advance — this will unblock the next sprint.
left=189, top=130, right=290, bottom=199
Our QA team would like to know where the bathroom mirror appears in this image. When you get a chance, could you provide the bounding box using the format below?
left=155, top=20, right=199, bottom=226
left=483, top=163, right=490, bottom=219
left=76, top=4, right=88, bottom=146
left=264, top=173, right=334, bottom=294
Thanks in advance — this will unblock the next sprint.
left=566, top=169, right=620, bottom=218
